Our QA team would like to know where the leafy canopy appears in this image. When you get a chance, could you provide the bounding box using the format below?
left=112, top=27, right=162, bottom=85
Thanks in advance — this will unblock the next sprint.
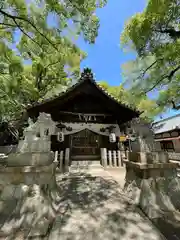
left=121, top=0, right=180, bottom=110
left=98, top=81, right=161, bottom=122
left=0, top=0, right=107, bottom=121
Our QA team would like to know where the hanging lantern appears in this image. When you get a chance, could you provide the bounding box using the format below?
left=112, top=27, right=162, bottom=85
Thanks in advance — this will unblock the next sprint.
left=109, top=132, right=116, bottom=143
left=57, top=131, right=64, bottom=142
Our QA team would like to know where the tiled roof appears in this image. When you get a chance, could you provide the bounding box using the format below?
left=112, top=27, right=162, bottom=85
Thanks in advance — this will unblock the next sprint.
left=152, top=113, right=180, bottom=134
left=27, top=68, right=140, bottom=114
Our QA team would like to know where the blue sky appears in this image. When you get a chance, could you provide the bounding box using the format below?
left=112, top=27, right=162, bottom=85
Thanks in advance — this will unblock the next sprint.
left=77, top=0, right=146, bottom=84
left=75, top=0, right=179, bottom=121
left=13, top=0, right=179, bottom=120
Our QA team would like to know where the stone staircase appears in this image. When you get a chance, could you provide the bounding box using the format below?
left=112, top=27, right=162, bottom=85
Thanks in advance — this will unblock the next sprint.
left=71, top=155, right=100, bottom=161
left=69, top=160, right=103, bottom=173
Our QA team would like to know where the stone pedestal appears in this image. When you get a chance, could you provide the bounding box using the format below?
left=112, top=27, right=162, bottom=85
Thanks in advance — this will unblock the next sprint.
left=128, top=151, right=169, bottom=164
left=7, top=152, right=54, bottom=166
left=2, top=112, right=57, bottom=193
left=0, top=163, right=57, bottom=187
left=0, top=113, right=61, bottom=238
left=124, top=151, right=180, bottom=220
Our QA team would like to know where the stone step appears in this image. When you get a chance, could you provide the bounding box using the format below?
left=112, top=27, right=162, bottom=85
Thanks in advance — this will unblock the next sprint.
left=69, top=160, right=103, bottom=173
left=71, top=160, right=101, bottom=166
left=70, top=164, right=103, bottom=170
left=71, top=155, right=100, bottom=160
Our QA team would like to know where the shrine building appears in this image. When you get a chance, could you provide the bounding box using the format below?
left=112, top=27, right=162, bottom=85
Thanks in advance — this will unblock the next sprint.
left=26, top=68, right=140, bottom=164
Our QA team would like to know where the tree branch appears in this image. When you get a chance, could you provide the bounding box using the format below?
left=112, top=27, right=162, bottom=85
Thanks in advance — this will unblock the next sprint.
left=140, top=60, right=158, bottom=79
left=12, top=18, right=42, bottom=48
left=0, top=71, right=9, bottom=75
left=0, top=88, right=22, bottom=107
left=0, top=22, right=16, bottom=27
left=45, top=60, right=62, bottom=69
left=145, top=65, right=180, bottom=94
left=0, top=9, right=58, bottom=50
left=135, top=58, right=163, bottom=83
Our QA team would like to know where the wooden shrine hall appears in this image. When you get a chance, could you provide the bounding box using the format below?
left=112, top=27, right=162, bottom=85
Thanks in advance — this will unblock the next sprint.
left=27, top=68, right=140, bottom=164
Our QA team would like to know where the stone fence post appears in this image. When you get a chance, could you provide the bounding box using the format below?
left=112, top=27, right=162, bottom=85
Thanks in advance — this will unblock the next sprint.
left=59, top=150, right=64, bottom=172
left=101, top=148, right=107, bottom=168
left=108, top=150, right=112, bottom=167
left=65, top=148, right=70, bottom=171
left=113, top=151, right=117, bottom=167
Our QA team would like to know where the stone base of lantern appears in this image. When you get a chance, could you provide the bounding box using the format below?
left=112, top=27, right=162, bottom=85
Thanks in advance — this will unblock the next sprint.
left=0, top=162, right=57, bottom=186
left=0, top=162, right=59, bottom=238
left=124, top=158, right=180, bottom=220
left=7, top=151, right=54, bottom=167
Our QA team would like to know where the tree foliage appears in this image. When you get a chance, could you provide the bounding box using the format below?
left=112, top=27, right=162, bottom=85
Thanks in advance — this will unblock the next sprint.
left=98, top=81, right=162, bottom=122
left=0, top=0, right=107, bottom=121
left=121, top=0, right=180, bottom=110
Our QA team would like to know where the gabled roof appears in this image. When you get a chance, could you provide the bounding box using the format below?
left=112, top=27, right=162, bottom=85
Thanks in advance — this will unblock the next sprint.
left=152, top=113, right=180, bottom=134
left=27, top=68, right=140, bottom=122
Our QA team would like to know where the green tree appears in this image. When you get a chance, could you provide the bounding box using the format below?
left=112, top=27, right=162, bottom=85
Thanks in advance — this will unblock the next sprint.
left=0, top=0, right=107, bottom=121
left=98, top=81, right=162, bottom=122
left=121, top=0, right=180, bottom=110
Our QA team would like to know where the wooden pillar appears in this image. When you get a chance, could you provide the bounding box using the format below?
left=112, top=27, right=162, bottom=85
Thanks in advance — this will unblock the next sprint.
left=108, top=150, right=112, bottom=167
left=113, top=150, right=117, bottom=167
left=101, top=148, right=107, bottom=168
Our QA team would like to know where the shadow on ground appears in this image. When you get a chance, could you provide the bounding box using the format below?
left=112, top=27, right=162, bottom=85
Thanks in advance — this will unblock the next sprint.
left=0, top=172, right=163, bottom=240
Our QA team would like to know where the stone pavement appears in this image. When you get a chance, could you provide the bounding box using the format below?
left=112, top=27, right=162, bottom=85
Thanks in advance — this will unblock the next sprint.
left=50, top=170, right=164, bottom=240
left=0, top=169, right=165, bottom=240
left=106, top=167, right=126, bottom=188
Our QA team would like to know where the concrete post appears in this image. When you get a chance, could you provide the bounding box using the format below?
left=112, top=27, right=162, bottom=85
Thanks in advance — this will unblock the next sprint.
left=113, top=151, right=117, bottom=167
left=117, top=150, right=121, bottom=167
left=101, top=148, right=107, bottom=168
left=59, top=150, right=63, bottom=171
left=108, top=150, right=112, bottom=167
left=65, top=148, right=70, bottom=171
left=54, top=151, right=58, bottom=163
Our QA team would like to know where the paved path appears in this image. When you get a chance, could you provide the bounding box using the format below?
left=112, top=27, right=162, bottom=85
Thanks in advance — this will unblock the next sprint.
left=48, top=170, right=164, bottom=240
left=0, top=169, right=164, bottom=240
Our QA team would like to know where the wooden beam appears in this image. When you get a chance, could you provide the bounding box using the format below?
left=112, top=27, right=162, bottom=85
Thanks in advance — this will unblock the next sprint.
left=58, top=111, right=112, bottom=117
